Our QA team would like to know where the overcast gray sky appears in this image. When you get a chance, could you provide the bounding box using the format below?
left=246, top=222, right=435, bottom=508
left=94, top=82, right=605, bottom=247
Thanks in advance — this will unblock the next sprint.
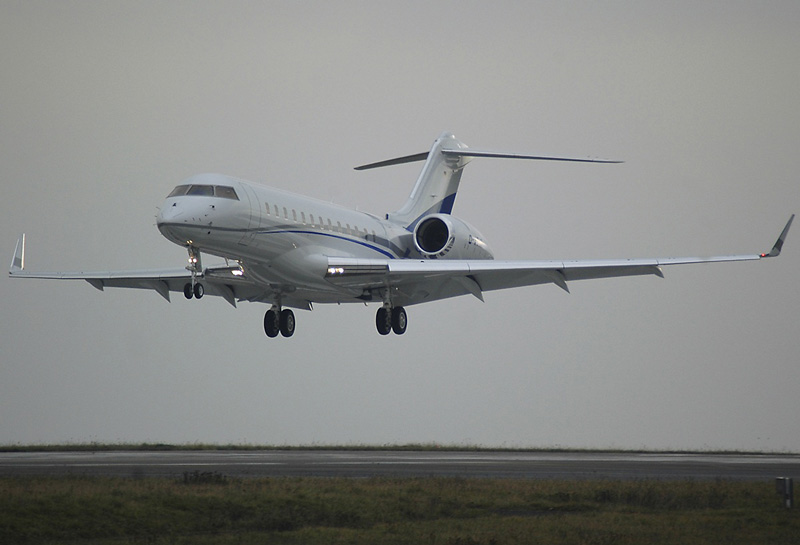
left=2, top=1, right=798, bottom=451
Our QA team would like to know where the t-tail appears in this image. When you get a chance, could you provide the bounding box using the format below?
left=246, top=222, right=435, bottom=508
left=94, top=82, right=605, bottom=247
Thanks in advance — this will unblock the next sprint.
left=354, top=131, right=622, bottom=229
left=388, top=132, right=468, bottom=228
left=355, top=132, right=470, bottom=228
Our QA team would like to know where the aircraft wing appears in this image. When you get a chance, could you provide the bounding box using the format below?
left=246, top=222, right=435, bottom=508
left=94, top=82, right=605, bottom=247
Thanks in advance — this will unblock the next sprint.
left=10, top=215, right=792, bottom=309
left=8, top=234, right=256, bottom=307
left=326, top=215, right=794, bottom=306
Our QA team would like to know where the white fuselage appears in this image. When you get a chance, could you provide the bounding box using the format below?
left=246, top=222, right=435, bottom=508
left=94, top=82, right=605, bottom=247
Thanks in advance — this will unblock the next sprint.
left=156, top=173, right=493, bottom=303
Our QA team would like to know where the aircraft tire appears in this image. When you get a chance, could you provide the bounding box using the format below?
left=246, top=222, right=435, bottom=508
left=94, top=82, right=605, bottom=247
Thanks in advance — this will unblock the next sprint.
left=183, top=283, right=193, bottom=299
left=280, top=309, right=295, bottom=338
left=264, top=309, right=279, bottom=338
left=193, top=282, right=204, bottom=299
left=376, top=307, right=392, bottom=335
left=391, top=306, right=407, bottom=335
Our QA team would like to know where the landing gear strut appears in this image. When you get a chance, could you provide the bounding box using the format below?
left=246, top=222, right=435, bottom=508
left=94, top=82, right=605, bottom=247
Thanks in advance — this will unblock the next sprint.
left=376, top=305, right=407, bottom=335
left=264, top=304, right=295, bottom=338
left=183, top=246, right=204, bottom=299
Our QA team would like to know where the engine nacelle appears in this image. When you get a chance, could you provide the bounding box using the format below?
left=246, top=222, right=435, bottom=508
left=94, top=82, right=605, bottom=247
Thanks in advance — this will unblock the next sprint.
left=413, top=214, right=494, bottom=259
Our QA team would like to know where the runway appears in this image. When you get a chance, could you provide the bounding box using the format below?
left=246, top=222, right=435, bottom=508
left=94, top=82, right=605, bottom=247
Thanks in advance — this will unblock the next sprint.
left=1, top=450, right=798, bottom=480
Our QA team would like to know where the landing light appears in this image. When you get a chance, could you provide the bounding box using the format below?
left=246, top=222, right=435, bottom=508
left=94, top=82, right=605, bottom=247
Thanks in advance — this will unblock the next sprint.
left=231, top=269, right=244, bottom=276
left=327, top=267, right=345, bottom=275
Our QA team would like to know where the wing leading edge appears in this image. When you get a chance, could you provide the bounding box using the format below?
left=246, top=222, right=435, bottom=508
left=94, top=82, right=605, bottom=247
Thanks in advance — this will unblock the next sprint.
left=325, top=215, right=794, bottom=305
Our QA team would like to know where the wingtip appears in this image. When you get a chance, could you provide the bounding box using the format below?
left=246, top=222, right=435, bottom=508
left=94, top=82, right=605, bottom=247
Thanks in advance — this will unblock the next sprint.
left=9, top=234, right=25, bottom=273
left=761, top=214, right=794, bottom=258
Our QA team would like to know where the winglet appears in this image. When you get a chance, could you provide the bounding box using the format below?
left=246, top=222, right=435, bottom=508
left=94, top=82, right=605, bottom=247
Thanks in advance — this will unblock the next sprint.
left=761, top=214, right=794, bottom=258
left=9, top=234, right=25, bottom=273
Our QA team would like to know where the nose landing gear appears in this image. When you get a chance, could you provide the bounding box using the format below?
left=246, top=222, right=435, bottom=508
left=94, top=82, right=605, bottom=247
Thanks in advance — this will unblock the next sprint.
left=183, top=246, right=204, bottom=299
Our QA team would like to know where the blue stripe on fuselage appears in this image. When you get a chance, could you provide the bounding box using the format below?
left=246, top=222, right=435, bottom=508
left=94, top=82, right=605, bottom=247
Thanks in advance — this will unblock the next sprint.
left=259, top=229, right=397, bottom=259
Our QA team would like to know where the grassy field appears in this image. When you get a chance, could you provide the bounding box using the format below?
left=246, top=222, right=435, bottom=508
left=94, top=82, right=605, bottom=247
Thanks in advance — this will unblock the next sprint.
left=2, top=475, right=798, bottom=544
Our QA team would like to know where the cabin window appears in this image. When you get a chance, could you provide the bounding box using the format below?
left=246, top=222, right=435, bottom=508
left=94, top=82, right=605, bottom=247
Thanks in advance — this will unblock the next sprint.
left=265, top=202, right=270, bottom=215
left=292, top=209, right=297, bottom=222
left=274, top=205, right=279, bottom=217
left=327, top=219, right=332, bottom=230
left=336, top=221, right=342, bottom=233
left=310, top=214, right=315, bottom=227
left=301, top=212, right=306, bottom=224
left=346, top=224, right=351, bottom=235
left=283, top=207, right=288, bottom=220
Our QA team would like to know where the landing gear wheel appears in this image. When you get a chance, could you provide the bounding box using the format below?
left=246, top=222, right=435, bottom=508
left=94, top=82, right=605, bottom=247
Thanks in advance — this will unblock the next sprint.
left=183, top=283, right=194, bottom=299
left=391, top=306, right=407, bottom=335
left=376, top=307, right=392, bottom=335
left=264, top=309, right=279, bottom=338
left=193, top=282, right=204, bottom=299
left=279, top=309, right=295, bottom=338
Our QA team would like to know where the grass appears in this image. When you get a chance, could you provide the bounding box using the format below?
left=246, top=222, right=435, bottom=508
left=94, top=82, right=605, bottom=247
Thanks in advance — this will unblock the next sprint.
left=1, top=476, right=798, bottom=544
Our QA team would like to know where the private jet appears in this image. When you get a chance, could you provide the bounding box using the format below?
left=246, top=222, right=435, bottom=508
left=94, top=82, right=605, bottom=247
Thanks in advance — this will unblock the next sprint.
left=9, top=132, right=793, bottom=338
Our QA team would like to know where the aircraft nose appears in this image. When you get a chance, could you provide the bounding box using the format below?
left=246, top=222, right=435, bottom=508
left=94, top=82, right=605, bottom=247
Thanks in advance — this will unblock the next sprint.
left=157, top=201, right=184, bottom=225
left=156, top=200, right=188, bottom=244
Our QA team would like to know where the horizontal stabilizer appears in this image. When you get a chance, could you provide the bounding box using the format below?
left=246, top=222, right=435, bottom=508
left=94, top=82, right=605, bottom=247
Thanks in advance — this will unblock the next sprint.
left=354, top=152, right=428, bottom=171
left=355, top=145, right=621, bottom=171
left=442, top=149, right=622, bottom=164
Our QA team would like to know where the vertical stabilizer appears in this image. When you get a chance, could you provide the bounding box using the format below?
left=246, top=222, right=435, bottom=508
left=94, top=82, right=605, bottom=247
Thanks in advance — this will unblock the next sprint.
left=387, top=132, right=471, bottom=228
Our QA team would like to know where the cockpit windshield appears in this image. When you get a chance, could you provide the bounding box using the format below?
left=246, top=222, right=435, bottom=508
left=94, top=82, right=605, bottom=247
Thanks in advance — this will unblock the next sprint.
left=167, top=185, right=239, bottom=200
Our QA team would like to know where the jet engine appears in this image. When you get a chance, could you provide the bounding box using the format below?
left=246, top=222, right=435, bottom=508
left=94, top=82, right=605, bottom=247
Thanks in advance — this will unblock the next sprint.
left=413, top=214, right=493, bottom=259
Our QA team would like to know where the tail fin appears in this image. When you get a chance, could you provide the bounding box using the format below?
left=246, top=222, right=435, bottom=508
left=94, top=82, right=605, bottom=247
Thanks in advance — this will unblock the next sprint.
left=355, top=131, right=622, bottom=229
left=386, top=132, right=470, bottom=228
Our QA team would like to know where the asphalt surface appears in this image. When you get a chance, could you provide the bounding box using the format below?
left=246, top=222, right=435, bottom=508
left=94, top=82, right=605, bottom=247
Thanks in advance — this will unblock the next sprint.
left=1, top=450, right=799, bottom=481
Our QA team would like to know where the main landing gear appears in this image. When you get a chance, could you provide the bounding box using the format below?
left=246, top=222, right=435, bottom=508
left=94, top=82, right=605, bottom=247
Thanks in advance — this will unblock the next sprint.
left=376, top=305, right=407, bottom=336
left=183, top=281, right=204, bottom=299
left=264, top=305, right=295, bottom=338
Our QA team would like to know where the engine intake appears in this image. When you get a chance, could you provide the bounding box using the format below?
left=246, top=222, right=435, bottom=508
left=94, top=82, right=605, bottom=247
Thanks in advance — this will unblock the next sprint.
left=413, top=214, right=493, bottom=259
left=415, top=216, right=452, bottom=255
